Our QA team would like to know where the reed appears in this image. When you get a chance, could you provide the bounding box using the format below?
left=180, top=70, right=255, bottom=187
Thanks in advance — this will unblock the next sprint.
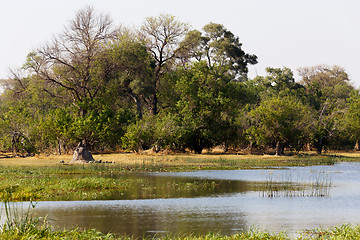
left=260, top=171, right=332, bottom=198
left=0, top=198, right=359, bottom=240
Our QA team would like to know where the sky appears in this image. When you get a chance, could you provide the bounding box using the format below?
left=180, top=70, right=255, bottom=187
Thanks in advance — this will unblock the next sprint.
left=1, top=0, right=360, bottom=86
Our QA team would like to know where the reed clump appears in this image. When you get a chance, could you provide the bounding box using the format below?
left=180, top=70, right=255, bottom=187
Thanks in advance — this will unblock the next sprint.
left=260, top=171, right=332, bottom=198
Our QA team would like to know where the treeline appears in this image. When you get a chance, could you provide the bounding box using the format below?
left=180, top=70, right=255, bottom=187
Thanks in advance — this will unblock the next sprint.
left=0, top=6, right=359, bottom=156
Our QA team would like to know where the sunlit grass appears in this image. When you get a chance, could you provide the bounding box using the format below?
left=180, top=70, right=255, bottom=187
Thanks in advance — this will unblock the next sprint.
left=0, top=151, right=356, bottom=170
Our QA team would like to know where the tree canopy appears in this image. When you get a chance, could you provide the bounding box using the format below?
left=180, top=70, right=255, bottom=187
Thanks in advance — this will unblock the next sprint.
left=0, top=7, right=358, bottom=156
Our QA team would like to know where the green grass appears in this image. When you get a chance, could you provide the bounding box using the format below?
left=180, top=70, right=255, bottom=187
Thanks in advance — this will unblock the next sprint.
left=0, top=153, right=350, bottom=201
left=2, top=218, right=360, bottom=240
left=1, top=191, right=360, bottom=239
left=0, top=166, right=225, bottom=201
left=0, top=153, right=358, bottom=238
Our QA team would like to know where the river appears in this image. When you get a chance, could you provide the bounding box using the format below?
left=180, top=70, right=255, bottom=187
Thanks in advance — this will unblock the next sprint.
left=18, top=162, right=360, bottom=237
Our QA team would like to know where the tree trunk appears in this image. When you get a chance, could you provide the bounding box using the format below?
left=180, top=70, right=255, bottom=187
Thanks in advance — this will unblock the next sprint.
left=355, top=140, right=360, bottom=151
left=149, top=73, right=159, bottom=116
left=57, top=138, right=62, bottom=155
left=149, top=94, right=158, bottom=116
left=11, top=132, right=21, bottom=156
left=316, top=137, right=324, bottom=154
left=130, top=93, right=143, bottom=119
left=135, top=97, right=143, bottom=119
left=275, top=141, right=284, bottom=156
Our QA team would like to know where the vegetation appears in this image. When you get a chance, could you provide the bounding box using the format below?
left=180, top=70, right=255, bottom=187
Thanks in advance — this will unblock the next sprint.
left=1, top=206, right=360, bottom=240
left=1, top=191, right=359, bottom=239
left=0, top=152, right=346, bottom=201
left=0, top=7, right=358, bottom=157
left=0, top=153, right=357, bottom=239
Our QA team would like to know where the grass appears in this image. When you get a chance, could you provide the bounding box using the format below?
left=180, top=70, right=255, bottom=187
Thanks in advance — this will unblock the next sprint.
left=0, top=152, right=353, bottom=201
left=1, top=212, right=360, bottom=240
left=0, top=152, right=359, bottom=238
left=0, top=151, right=355, bottom=169
left=258, top=171, right=332, bottom=198
left=0, top=171, right=224, bottom=201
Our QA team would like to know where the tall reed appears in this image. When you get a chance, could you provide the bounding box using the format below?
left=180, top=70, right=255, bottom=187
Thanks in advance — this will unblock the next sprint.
left=261, top=171, right=332, bottom=198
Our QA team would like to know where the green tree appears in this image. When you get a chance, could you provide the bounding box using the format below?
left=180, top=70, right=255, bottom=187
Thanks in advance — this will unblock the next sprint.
left=0, top=73, right=60, bottom=155
left=181, top=23, right=258, bottom=81
left=298, top=65, right=353, bottom=153
left=163, top=61, right=250, bottom=153
left=250, top=67, right=305, bottom=102
left=140, top=13, right=190, bottom=115
left=343, top=90, right=360, bottom=150
left=247, top=96, right=312, bottom=155
left=108, top=30, right=154, bottom=119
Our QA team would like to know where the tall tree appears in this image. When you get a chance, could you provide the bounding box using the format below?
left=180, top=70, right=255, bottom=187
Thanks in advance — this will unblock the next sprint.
left=247, top=96, right=312, bottom=155
left=250, top=67, right=305, bottom=102
left=163, top=61, right=250, bottom=153
left=108, top=30, right=154, bottom=119
left=139, top=13, right=189, bottom=115
left=25, top=6, right=117, bottom=117
left=298, top=65, right=353, bottom=153
left=180, top=23, right=258, bottom=81
left=342, top=90, right=360, bottom=150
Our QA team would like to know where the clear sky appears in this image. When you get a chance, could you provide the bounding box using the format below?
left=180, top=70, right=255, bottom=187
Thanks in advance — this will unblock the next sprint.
left=1, top=0, right=360, bottom=86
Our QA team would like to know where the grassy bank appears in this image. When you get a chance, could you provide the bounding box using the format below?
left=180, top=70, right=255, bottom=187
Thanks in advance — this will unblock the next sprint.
left=0, top=153, right=359, bottom=238
left=1, top=151, right=358, bottom=169
left=0, top=152, right=355, bottom=201
left=1, top=218, right=360, bottom=240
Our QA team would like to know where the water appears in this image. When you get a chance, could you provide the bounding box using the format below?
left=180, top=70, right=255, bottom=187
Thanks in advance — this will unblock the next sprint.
left=22, top=163, right=360, bottom=237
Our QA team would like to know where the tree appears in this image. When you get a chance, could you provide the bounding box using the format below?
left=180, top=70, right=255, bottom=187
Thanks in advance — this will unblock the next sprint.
left=25, top=6, right=117, bottom=118
left=247, top=97, right=312, bottom=156
left=22, top=6, right=121, bottom=153
left=0, top=73, right=59, bottom=155
left=140, top=13, right=190, bottom=115
left=163, top=61, right=250, bottom=153
left=250, top=67, right=305, bottom=102
left=298, top=65, right=353, bottom=153
left=181, top=23, right=258, bottom=81
left=108, top=30, right=154, bottom=119
left=342, top=90, right=360, bottom=150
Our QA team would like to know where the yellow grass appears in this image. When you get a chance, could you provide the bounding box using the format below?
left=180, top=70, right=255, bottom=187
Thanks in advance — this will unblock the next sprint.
left=0, top=151, right=355, bottom=167
left=0, top=152, right=284, bottom=167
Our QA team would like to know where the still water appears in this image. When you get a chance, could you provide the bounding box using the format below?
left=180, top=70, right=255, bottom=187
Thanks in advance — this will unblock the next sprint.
left=31, top=162, right=360, bottom=237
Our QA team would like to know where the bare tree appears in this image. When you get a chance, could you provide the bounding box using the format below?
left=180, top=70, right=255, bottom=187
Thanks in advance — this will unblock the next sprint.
left=26, top=6, right=117, bottom=117
left=139, top=13, right=190, bottom=115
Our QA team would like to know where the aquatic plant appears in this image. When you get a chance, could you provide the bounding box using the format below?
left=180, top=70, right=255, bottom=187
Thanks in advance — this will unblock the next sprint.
left=260, top=171, right=332, bottom=198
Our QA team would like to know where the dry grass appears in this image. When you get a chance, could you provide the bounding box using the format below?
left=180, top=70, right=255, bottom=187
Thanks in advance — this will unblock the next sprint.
left=0, top=151, right=356, bottom=168
left=0, top=152, right=279, bottom=167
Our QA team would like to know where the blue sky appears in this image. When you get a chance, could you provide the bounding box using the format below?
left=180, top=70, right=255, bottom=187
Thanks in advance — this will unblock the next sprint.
left=1, top=0, right=359, bottom=86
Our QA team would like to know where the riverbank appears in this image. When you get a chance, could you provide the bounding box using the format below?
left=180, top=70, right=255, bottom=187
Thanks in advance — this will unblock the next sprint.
left=1, top=151, right=359, bottom=168
left=1, top=220, right=359, bottom=239
left=0, top=152, right=355, bottom=201
left=1, top=152, right=360, bottom=238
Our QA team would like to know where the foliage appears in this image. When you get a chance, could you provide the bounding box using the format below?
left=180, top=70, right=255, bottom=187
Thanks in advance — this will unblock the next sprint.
left=298, top=65, right=353, bottom=153
left=247, top=96, right=312, bottom=155
left=163, top=61, right=251, bottom=153
left=0, top=7, right=358, bottom=155
left=181, top=22, right=258, bottom=81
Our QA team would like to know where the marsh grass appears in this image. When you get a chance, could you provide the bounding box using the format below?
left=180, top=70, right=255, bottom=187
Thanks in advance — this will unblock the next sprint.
left=0, top=196, right=359, bottom=240
left=302, top=224, right=360, bottom=239
left=0, top=169, right=224, bottom=201
left=0, top=152, right=353, bottom=170
left=259, top=171, right=332, bottom=198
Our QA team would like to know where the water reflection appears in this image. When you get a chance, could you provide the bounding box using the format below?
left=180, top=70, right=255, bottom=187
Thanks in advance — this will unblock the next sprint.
left=24, top=163, right=360, bottom=237
left=49, top=174, right=249, bottom=201
left=35, top=198, right=249, bottom=238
